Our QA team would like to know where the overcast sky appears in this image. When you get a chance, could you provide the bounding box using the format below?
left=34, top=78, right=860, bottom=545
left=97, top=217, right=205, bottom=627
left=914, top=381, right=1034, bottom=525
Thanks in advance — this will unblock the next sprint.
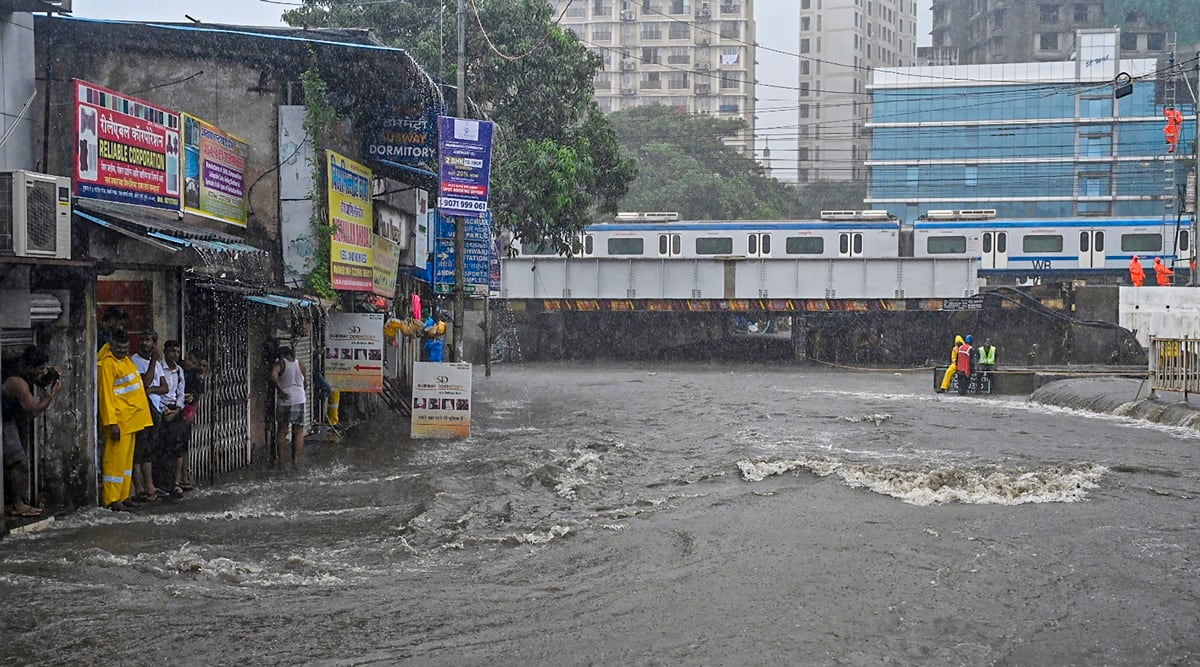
left=71, top=0, right=289, bottom=25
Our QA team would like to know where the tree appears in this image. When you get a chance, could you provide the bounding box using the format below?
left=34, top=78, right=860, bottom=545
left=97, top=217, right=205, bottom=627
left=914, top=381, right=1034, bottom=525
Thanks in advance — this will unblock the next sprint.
left=792, top=180, right=869, bottom=219
left=608, top=105, right=802, bottom=220
left=282, top=0, right=635, bottom=253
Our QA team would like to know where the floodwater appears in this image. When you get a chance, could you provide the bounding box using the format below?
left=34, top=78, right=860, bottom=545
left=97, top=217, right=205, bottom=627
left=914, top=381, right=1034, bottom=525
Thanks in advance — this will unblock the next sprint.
left=2, top=364, right=1199, bottom=665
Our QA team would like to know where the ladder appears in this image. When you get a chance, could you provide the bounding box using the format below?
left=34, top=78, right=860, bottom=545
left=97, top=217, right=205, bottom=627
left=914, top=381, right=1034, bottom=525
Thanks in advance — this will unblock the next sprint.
left=1162, top=33, right=1178, bottom=235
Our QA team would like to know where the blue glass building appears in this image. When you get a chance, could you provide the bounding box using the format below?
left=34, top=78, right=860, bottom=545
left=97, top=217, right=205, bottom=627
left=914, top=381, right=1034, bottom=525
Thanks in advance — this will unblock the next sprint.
left=866, top=31, right=1195, bottom=224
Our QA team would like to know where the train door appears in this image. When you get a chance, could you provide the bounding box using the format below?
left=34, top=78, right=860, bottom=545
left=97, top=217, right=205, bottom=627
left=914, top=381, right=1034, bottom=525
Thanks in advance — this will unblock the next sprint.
left=1178, top=228, right=1192, bottom=267
left=747, top=233, right=772, bottom=258
left=658, top=233, right=681, bottom=257
left=838, top=231, right=863, bottom=258
left=1078, top=229, right=1106, bottom=268
left=981, top=231, right=1008, bottom=269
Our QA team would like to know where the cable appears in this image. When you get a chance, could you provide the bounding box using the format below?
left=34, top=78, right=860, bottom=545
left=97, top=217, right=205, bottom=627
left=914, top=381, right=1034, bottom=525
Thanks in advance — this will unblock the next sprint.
left=468, top=0, right=574, bottom=62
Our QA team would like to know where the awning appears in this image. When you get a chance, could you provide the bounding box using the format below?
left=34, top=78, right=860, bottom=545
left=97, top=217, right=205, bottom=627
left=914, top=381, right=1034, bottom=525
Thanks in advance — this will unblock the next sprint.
left=244, top=293, right=318, bottom=309
left=75, top=200, right=266, bottom=256
left=372, top=158, right=439, bottom=192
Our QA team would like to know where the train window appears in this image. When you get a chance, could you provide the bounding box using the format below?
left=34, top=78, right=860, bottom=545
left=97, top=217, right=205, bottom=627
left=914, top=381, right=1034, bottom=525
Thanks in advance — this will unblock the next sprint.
left=786, top=237, right=824, bottom=254
left=659, top=235, right=668, bottom=255
left=521, top=239, right=560, bottom=256
left=839, top=234, right=849, bottom=254
left=761, top=234, right=771, bottom=254
left=584, top=235, right=594, bottom=255
left=1121, top=233, right=1162, bottom=252
left=1079, top=232, right=1088, bottom=253
left=1023, top=235, right=1063, bottom=253
left=853, top=234, right=862, bottom=255
left=926, top=236, right=967, bottom=254
left=672, top=235, right=681, bottom=254
left=1180, top=230, right=1191, bottom=252
left=983, top=234, right=991, bottom=253
left=696, top=237, right=734, bottom=255
left=608, top=237, right=645, bottom=255
left=749, top=235, right=758, bottom=254
left=1094, top=231, right=1104, bottom=252
left=997, top=233, right=1007, bottom=253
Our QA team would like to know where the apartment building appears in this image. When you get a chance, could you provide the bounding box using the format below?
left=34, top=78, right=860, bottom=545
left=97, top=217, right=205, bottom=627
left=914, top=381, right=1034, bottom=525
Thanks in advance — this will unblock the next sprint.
left=796, top=0, right=918, bottom=183
left=930, top=0, right=1168, bottom=65
left=554, top=0, right=756, bottom=154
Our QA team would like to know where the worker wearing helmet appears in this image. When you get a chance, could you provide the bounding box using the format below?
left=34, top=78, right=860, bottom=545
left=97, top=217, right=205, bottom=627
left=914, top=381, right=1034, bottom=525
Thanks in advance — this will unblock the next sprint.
left=1154, top=257, right=1174, bottom=286
left=956, top=334, right=977, bottom=396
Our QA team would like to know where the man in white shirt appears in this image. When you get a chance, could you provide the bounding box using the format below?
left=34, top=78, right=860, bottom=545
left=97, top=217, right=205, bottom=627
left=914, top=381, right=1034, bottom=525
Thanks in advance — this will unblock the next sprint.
left=155, top=340, right=188, bottom=496
left=130, top=329, right=167, bottom=502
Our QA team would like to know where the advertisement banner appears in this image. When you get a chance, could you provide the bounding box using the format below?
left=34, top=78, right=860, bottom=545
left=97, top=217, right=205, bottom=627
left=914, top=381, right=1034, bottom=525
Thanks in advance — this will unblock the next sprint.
left=74, top=79, right=181, bottom=210
left=372, top=233, right=401, bottom=298
left=433, top=211, right=492, bottom=295
left=182, top=113, right=249, bottom=226
left=437, top=116, right=494, bottom=217
left=325, top=312, right=384, bottom=393
left=411, top=361, right=472, bottom=439
left=327, top=150, right=374, bottom=292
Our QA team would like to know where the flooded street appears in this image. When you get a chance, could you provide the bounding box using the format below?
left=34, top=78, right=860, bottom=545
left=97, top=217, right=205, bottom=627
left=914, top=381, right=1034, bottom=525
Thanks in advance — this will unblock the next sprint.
left=3, top=363, right=1200, bottom=665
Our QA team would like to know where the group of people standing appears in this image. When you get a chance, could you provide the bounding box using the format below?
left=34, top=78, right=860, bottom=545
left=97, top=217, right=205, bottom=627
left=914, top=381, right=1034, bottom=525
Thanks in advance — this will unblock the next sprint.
left=937, top=334, right=997, bottom=395
left=1128, top=256, right=1176, bottom=287
left=97, top=309, right=206, bottom=513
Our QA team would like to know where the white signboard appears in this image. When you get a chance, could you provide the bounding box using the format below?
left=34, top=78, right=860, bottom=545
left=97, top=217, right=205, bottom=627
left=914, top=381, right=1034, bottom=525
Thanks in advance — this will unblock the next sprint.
left=325, top=312, right=385, bottom=393
left=411, top=361, right=472, bottom=439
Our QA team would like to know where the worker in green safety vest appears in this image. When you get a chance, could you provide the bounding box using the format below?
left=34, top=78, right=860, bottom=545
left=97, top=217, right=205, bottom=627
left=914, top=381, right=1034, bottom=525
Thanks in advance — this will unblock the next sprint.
left=977, top=338, right=997, bottom=390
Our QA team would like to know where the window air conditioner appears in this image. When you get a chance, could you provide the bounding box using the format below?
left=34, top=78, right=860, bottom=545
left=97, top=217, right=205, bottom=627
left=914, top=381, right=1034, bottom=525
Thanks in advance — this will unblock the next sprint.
left=0, top=170, right=72, bottom=259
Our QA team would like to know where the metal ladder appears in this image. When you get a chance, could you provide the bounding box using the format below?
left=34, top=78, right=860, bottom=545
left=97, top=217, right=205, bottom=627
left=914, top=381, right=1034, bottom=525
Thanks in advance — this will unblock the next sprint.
left=1162, top=34, right=1180, bottom=245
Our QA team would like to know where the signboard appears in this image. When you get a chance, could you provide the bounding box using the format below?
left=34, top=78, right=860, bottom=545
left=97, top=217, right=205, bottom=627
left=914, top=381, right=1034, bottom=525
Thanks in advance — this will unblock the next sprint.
left=327, top=150, right=374, bottom=292
left=279, top=106, right=318, bottom=286
left=366, top=93, right=440, bottom=169
left=372, top=233, right=401, bottom=298
left=74, top=79, right=181, bottom=210
left=325, top=312, right=384, bottom=393
left=182, top=113, right=249, bottom=226
left=433, top=211, right=492, bottom=295
left=942, top=296, right=984, bottom=311
left=437, top=116, right=494, bottom=217
left=411, top=361, right=472, bottom=439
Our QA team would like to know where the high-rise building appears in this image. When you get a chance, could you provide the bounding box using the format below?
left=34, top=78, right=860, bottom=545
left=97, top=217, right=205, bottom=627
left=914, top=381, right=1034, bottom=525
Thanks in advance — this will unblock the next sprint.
left=554, top=0, right=756, bottom=155
left=796, top=0, right=919, bottom=183
left=930, top=0, right=1168, bottom=65
left=866, top=31, right=1195, bottom=224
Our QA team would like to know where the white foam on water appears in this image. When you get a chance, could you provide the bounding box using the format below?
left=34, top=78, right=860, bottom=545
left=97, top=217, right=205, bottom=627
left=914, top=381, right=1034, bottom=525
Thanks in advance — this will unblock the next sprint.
left=736, top=456, right=1107, bottom=506
left=843, top=413, right=893, bottom=425
left=72, top=544, right=350, bottom=587
left=511, top=525, right=572, bottom=545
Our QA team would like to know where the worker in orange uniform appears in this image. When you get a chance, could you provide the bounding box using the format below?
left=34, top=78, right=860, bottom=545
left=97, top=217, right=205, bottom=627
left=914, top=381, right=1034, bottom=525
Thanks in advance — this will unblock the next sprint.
left=1164, top=106, right=1183, bottom=153
left=1154, top=257, right=1174, bottom=286
left=1129, top=255, right=1145, bottom=286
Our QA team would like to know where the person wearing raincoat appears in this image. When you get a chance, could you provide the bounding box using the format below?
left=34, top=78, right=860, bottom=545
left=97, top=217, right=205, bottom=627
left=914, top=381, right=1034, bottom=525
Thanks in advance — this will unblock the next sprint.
left=938, top=335, right=964, bottom=393
left=1154, top=257, right=1174, bottom=286
left=97, top=330, right=154, bottom=512
left=424, top=311, right=447, bottom=362
left=1129, top=255, right=1145, bottom=286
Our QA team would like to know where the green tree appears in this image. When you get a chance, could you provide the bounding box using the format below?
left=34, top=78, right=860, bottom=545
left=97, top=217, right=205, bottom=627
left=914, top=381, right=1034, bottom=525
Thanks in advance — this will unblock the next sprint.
left=608, top=105, right=801, bottom=220
left=792, top=180, right=869, bottom=218
left=282, top=0, right=634, bottom=253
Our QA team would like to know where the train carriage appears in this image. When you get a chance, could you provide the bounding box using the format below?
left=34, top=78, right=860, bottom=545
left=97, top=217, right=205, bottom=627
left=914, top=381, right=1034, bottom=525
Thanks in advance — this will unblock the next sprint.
left=913, top=210, right=1194, bottom=278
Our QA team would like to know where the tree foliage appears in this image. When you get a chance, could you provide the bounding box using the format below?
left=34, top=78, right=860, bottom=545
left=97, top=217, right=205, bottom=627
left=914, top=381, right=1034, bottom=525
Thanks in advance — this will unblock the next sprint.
left=282, top=0, right=635, bottom=252
left=608, top=105, right=802, bottom=220
left=1104, top=0, right=1200, bottom=48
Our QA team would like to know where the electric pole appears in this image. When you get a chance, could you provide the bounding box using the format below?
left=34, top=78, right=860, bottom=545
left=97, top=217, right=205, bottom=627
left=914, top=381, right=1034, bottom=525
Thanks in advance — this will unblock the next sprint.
left=453, top=0, right=467, bottom=359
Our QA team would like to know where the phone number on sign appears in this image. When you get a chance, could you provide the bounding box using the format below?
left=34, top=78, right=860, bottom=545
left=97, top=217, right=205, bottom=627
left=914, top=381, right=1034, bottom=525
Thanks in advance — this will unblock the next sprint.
left=438, top=197, right=488, bottom=211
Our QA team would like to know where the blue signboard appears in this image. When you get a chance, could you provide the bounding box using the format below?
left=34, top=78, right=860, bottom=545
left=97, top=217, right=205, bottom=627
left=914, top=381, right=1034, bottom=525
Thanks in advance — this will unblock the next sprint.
left=433, top=211, right=492, bottom=295
left=437, top=116, right=494, bottom=217
left=365, top=93, right=442, bottom=169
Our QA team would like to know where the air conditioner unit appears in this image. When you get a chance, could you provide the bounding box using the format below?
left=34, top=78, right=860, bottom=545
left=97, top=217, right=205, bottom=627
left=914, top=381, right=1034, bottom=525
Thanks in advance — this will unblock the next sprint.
left=0, top=170, right=72, bottom=259
left=620, top=10, right=636, bottom=20
left=697, top=62, right=711, bottom=70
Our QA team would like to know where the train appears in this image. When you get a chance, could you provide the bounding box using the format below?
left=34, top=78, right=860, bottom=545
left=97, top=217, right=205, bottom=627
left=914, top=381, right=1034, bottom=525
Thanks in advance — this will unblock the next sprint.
left=513, top=209, right=1195, bottom=282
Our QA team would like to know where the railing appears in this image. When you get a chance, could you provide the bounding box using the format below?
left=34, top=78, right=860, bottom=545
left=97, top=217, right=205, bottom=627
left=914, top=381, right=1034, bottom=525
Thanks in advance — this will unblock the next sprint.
left=1150, top=336, right=1200, bottom=400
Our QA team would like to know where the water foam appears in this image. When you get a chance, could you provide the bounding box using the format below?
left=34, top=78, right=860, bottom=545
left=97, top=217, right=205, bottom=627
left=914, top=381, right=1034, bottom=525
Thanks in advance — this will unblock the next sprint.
left=736, top=456, right=1106, bottom=505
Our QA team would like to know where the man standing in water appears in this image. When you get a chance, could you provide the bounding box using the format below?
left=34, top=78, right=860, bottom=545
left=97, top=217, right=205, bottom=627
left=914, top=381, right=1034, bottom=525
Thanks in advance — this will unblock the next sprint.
left=271, top=346, right=306, bottom=469
left=97, top=330, right=154, bottom=511
left=2, top=346, right=63, bottom=517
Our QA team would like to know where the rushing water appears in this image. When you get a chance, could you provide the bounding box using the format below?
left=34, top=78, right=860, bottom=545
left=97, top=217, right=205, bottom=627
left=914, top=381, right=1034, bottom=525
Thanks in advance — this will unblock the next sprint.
left=2, top=363, right=1199, bottom=665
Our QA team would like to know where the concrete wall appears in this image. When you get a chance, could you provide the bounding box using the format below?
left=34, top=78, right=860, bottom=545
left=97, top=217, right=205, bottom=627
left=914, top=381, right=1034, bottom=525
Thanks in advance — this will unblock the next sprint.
left=1120, top=286, right=1200, bottom=347
left=0, top=12, right=35, bottom=171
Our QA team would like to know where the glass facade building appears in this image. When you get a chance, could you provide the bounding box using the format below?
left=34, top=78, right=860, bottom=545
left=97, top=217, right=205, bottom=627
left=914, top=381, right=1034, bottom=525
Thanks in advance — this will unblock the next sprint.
left=866, top=31, right=1195, bottom=223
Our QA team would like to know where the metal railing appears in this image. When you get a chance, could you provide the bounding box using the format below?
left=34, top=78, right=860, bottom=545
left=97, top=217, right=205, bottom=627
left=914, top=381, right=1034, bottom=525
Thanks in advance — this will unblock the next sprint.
left=1150, top=336, right=1200, bottom=400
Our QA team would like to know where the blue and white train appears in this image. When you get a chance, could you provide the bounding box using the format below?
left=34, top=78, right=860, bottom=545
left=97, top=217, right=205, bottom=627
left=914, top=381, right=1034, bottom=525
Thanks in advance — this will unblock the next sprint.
left=513, top=209, right=1193, bottom=281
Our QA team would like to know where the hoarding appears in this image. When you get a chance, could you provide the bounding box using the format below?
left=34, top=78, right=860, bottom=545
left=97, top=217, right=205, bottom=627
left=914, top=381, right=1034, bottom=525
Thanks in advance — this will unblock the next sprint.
left=74, top=79, right=181, bottom=210
left=182, top=113, right=249, bottom=226
left=325, top=312, right=384, bottom=393
left=411, top=361, right=472, bottom=438
left=436, top=116, right=494, bottom=217
left=433, top=211, right=492, bottom=295
left=327, top=150, right=374, bottom=292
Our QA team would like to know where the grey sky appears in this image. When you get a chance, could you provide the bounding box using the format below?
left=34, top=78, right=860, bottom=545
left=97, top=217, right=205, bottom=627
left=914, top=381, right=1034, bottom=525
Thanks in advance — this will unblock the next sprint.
left=71, top=0, right=288, bottom=25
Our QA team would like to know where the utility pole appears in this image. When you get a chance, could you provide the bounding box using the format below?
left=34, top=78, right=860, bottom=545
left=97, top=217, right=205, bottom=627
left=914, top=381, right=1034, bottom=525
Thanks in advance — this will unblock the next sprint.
left=453, top=0, right=467, bottom=360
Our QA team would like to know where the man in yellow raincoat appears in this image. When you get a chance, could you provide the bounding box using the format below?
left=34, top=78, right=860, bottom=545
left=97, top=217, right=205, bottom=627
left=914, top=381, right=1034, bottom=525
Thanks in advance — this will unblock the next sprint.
left=938, top=335, right=964, bottom=393
left=97, top=330, right=154, bottom=511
